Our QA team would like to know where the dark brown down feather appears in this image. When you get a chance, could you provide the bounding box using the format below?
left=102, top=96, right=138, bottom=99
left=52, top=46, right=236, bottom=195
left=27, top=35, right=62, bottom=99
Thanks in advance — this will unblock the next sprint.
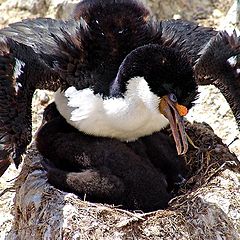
left=36, top=103, right=185, bottom=212
left=0, top=0, right=239, bottom=177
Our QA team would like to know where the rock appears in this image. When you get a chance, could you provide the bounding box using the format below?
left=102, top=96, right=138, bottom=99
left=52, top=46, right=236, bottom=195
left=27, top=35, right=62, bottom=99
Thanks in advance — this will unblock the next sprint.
left=38, top=91, right=50, bottom=105
left=17, top=0, right=48, bottom=15
left=48, top=0, right=80, bottom=19
left=0, top=0, right=81, bottom=25
left=186, top=86, right=240, bottom=159
left=145, top=0, right=213, bottom=20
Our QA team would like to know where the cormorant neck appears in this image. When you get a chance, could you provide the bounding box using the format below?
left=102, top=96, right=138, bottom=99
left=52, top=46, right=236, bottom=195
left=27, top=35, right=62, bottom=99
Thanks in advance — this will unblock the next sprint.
left=54, top=81, right=169, bottom=141
left=110, top=44, right=176, bottom=98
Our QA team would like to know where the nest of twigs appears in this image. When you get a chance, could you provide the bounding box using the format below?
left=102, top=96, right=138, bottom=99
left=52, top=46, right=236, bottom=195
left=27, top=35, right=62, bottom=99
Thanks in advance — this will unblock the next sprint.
left=5, top=121, right=240, bottom=240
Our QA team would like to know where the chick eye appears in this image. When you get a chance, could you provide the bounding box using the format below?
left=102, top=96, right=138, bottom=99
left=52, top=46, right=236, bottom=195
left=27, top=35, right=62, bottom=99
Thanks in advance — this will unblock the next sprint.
left=169, top=93, right=177, bottom=102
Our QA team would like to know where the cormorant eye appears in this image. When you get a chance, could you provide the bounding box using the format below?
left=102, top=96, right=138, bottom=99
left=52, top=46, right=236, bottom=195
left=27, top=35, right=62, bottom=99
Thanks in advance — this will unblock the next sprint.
left=169, top=93, right=177, bottom=102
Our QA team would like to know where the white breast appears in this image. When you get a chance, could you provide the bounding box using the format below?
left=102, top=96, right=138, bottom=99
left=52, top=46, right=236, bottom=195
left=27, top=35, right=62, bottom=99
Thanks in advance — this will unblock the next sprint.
left=54, top=77, right=169, bottom=141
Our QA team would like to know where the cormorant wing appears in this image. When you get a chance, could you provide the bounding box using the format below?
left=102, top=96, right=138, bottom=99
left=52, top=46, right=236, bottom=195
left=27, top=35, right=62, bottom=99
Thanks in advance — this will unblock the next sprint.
left=158, top=19, right=217, bottom=63
left=159, top=19, right=240, bottom=128
left=195, top=31, right=240, bottom=128
left=0, top=18, right=90, bottom=174
left=0, top=18, right=91, bottom=87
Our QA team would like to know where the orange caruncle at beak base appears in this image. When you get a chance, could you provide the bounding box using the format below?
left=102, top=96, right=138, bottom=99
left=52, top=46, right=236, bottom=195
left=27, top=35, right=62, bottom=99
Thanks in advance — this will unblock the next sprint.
left=175, top=103, right=188, bottom=117
left=159, top=95, right=189, bottom=155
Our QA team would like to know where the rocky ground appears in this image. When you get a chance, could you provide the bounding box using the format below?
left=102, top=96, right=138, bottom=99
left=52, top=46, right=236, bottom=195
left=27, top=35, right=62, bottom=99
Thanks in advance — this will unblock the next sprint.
left=0, top=0, right=239, bottom=239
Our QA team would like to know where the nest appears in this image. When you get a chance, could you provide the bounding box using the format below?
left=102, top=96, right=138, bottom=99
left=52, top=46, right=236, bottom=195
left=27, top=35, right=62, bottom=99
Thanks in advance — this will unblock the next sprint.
left=5, top=121, right=240, bottom=239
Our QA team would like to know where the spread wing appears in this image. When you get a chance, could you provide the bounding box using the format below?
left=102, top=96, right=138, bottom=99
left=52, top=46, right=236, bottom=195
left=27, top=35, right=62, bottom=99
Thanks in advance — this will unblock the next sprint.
left=194, top=31, right=240, bottom=128
left=158, top=19, right=240, bottom=128
left=0, top=17, right=92, bottom=89
left=158, top=19, right=217, bottom=63
left=0, top=18, right=91, bottom=174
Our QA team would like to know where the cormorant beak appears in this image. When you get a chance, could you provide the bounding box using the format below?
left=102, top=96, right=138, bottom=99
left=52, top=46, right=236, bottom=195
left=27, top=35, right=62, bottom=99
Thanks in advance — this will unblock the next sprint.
left=159, top=95, right=188, bottom=155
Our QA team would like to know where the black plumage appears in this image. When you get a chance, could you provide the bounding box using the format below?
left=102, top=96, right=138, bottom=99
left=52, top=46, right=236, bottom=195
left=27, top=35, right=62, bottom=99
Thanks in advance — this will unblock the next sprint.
left=195, top=31, right=240, bottom=126
left=36, top=102, right=185, bottom=212
left=0, top=0, right=239, bottom=176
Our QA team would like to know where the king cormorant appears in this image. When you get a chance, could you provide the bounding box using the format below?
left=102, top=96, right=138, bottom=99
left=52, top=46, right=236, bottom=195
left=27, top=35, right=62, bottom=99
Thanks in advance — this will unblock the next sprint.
left=0, top=0, right=239, bottom=176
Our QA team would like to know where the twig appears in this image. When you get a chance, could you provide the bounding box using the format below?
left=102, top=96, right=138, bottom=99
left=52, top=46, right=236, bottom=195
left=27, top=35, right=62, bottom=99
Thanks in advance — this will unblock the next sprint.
left=0, top=187, right=15, bottom=197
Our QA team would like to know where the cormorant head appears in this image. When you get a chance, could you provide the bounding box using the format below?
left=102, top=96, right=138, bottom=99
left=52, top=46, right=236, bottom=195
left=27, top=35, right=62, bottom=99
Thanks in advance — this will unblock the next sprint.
left=41, top=102, right=60, bottom=124
left=110, top=44, right=198, bottom=154
left=34, top=102, right=61, bottom=139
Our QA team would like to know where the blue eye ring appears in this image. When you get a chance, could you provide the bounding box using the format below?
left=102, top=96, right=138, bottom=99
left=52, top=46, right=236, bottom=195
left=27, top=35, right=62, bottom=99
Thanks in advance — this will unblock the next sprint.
left=169, top=93, right=177, bottom=102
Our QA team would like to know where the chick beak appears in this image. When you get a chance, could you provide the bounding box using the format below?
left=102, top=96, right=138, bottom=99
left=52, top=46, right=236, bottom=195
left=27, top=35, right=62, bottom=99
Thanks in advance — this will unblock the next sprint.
left=159, top=95, right=188, bottom=155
